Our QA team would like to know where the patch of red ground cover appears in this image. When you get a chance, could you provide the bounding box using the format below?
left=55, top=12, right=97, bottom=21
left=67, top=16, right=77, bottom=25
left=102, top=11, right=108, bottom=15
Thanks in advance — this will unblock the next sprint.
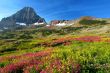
left=74, top=36, right=102, bottom=42
left=0, top=59, right=43, bottom=73
left=0, top=49, right=53, bottom=73
left=36, top=37, right=74, bottom=47
left=51, top=37, right=74, bottom=46
left=36, top=36, right=102, bottom=47
left=0, top=49, right=53, bottom=62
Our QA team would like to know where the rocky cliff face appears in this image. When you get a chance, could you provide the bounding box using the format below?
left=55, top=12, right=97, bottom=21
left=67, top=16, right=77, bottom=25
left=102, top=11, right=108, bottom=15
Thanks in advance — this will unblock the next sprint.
left=0, top=7, right=46, bottom=29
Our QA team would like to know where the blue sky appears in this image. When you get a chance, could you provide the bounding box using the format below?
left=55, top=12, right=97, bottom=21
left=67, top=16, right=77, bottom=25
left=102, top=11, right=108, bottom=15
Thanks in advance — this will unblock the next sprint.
left=0, top=0, right=110, bottom=22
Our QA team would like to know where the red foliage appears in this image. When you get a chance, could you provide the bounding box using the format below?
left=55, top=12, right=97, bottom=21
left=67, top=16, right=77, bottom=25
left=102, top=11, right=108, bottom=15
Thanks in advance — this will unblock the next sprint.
left=0, top=49, right=53, bottom=73
left=0, top=49, right=52, bottom=62
left=37, top=37, right=74, bottom=47
left=50, top=59, right=62, bottom=71
left=51, top=37, right=72, bottom=46
left=50, top=36, right=102, bottom=46
left=36, top=36, right=102, bottom=47
left=74, top=36, right=101, bottom=42
left=0, top=59, right=44, bottom=73
left=23, top=49, right=52, bottom=58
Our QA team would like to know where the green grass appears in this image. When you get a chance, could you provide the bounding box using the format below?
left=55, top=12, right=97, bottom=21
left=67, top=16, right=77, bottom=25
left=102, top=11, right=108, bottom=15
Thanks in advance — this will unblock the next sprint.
left=51, top=41, right=110, bottom=73
left=1, top=27, right=110, bottom=73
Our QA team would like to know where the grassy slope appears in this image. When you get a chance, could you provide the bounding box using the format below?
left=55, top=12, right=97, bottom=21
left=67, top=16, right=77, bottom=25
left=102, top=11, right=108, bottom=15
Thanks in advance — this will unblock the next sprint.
left=0, top=24, right=110, bottom=73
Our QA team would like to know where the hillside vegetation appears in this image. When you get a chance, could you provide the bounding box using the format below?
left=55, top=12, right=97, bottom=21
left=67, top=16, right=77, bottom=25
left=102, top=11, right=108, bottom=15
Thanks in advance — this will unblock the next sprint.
left=0, top=19, right=110, bottom=73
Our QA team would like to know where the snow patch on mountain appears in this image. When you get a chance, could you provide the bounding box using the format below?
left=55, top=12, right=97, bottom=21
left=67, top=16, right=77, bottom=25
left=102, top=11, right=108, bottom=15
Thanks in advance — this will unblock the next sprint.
left=16, top=22, right=26, bottom=26
left=55, top=23, right=73, bottom=26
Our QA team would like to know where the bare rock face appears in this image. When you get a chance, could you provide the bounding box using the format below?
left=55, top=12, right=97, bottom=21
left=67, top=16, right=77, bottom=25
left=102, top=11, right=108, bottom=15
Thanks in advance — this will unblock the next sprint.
left=0, top=7, right=46, bottom=29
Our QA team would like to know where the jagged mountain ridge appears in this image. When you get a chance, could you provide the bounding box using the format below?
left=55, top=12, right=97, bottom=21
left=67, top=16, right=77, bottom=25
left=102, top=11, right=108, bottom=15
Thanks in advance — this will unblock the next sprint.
left=0, top=7, right=46, bottom=29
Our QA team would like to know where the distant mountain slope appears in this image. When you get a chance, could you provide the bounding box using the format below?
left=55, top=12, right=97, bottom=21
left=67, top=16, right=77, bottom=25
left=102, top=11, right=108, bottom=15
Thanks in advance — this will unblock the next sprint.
left=0, top=7, right=46, bottom=29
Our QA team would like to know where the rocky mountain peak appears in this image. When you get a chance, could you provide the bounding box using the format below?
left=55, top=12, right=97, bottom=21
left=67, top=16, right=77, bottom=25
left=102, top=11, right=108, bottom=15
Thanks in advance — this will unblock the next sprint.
left=0, top=7, right=46, bottom=29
